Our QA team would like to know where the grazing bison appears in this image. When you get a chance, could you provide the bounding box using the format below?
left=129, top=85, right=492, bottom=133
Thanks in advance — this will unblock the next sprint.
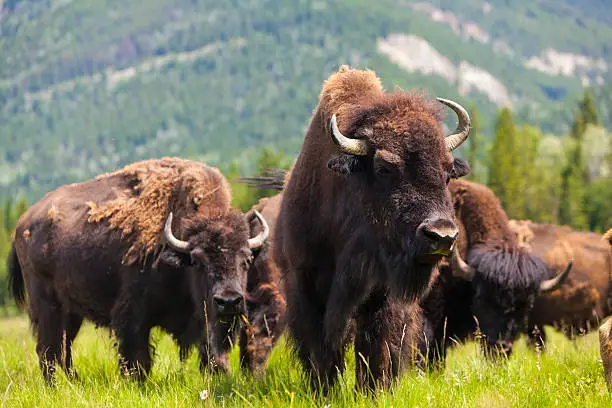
left=8, top=158, right=269, bottom=385
left=250, top=65, right=473, bottom=392
left=238, top=192, right=287, bottom=376
left=508, top=220, right=612, bottom=346
left=418, top=180, right=571, bottom=368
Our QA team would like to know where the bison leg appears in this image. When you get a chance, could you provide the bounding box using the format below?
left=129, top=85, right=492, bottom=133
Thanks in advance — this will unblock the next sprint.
left=115, top=326, right=152, bottom=382
left=31, top=289, right=63, bottom=386
left=354, top=292, right=399, bottom=392
left=286, top=270, right=346, bottom=394
left=416, top=315, right=447, bottom=373
left=111, top=288, right=152, bottom=382
left=62, top=312, right=83, bottom=379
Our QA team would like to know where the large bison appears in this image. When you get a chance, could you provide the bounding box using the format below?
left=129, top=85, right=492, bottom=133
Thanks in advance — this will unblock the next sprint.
left=599, top=228, right=612, bottom=391
left=238, top=192, right=287, bottom=376
left=259, top=65, right=473, bottom=392
left=508, top=220, right=612, bottom=346
left=8, top=157, right=269, bottom=384
left=418, top=180, right=571, bottom=368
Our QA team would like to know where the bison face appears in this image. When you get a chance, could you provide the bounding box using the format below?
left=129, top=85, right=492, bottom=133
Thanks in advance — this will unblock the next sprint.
left=451, top=247, right=572, bottom=360
left=162, top=210, right=269, bottom=321
left=326, top=99, right=471, bottom=297
left=471, top=277, right=534, bottom=358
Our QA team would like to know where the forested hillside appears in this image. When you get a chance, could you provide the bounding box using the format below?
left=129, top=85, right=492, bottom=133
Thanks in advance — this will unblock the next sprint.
left=0, top=0, right=611, bottom=200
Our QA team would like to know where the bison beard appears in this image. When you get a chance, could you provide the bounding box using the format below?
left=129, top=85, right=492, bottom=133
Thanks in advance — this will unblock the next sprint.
left=268, top=66, right=471, bottom=393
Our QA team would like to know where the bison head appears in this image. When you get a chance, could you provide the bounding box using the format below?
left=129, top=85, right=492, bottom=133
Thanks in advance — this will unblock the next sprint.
left=451, top=248, right=572, bottom=358
left=327, top=97, right=471, bottom=298
left=162, top=210, right=269, bottom=323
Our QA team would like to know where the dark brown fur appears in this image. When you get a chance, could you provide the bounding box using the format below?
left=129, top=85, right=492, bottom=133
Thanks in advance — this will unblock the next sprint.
left=419, top=180, right=562, bottom=368
left=8, top=158, right=260, bottom=385
left=271, top=66, right=470, bottom=392
left=508, top=221, right=612, bottom=344
left=239, top=193, right=287, bottom=377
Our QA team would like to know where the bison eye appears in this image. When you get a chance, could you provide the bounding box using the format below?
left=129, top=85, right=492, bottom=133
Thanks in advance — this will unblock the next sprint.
left=375, top=163, right=394, bottom=180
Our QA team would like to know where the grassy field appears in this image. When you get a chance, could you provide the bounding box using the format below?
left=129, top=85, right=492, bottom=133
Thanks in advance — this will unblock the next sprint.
left=0, top=316, right=610, bottom=407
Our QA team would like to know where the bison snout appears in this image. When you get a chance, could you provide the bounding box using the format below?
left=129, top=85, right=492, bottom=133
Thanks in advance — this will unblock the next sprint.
left=419, top=218, right=459, bottom=257
left=213, top=292, right=245, bottom=315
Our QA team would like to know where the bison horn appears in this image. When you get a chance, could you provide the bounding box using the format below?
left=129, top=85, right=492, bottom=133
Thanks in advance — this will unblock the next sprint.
left=437, top=98, right=471, bottom=151
left=247, top=210, right=269, bottom=250
left=329, top=114, right=368, bottom=156
left=539, top=260, right=573, bottom=293
left=450, top=249, right=475, bottom=281
left=164, top=212, right=190, bottom=253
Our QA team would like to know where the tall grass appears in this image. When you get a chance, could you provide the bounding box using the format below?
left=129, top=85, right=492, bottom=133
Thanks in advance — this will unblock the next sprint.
left=1, top=316, right=609, bottom=407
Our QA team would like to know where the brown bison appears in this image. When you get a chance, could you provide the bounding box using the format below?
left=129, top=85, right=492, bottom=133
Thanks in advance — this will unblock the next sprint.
left=238, top=192, right=287, bottom=376
left=600, top=228, right=612, bottom=390
left=254, top=65, right=473, bottom=392
left=508, top=220, right=612, bottom=346
left=8, top=158, right=269, bottom=385
left=418, top=180, right=571, bottom=368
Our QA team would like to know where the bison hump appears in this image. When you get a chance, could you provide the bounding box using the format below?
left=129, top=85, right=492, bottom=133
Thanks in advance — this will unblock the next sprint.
left=86, top=157, right=231, bottom=264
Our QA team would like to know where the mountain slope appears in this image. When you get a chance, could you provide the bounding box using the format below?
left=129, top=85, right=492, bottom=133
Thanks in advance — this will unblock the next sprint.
left=0, top=0, right=610, bottom=200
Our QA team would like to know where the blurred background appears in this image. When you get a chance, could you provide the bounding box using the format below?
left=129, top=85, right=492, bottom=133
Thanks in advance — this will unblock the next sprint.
left=0, top=0, right=611, bottom=311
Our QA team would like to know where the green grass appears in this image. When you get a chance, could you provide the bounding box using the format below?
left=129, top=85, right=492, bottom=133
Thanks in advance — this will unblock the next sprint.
left=1, top=316, right=610, bottom=407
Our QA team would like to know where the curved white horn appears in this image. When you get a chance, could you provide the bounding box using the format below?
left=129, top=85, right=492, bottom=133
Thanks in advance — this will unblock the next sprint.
left=247, top=210, right=269, bottom=250
left=329, top=114, right=368, bottom=156
left=164, top=212, right=190, bottom=253
left=437, top=98, right=471, bottom=151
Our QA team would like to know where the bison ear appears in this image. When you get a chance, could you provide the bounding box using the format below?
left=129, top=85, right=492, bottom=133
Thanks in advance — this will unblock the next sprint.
left=327, top=154, right=365, bottom=175
left=159, top=249, right=188, bottom=268
left=451, top=157, right=471, bottom=179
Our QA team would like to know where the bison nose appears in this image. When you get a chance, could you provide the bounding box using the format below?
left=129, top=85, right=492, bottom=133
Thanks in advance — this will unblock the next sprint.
left=419, top=218, right=459, bottom=256
left=213, top=293, right=245, bottom=314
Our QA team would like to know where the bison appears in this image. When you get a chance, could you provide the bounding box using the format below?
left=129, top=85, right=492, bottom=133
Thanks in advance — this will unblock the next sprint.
left=508, top=220, right=612, bottom=347
left=238, top=192, right=287, bottom=376
left=418, top=180, right=571, bottom=369
left=600, top=229, right=612, bottom=391
left=247, top=65, right=473, bottom=392
left=8, top=157, right=269, bottom=385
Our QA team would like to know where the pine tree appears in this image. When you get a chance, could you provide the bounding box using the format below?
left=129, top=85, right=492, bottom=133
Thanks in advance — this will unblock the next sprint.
left=580, top=88, right=599, bottom=127
left=488, top=107, right=524, bottom=219
left=558, top=112, right=588, bottom=229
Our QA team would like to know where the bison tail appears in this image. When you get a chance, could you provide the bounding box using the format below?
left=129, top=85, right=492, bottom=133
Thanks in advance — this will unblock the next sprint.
left=7, top=244, right=26, bottom=309
left=237, top=168, right=287, bottom=191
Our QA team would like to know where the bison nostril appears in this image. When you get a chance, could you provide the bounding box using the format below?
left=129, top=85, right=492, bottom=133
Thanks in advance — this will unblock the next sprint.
left=214, top=294, right=244, bottom=307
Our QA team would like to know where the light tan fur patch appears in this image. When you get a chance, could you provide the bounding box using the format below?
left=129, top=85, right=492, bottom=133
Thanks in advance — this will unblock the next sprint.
left=86, top=157, right=231, bottom=265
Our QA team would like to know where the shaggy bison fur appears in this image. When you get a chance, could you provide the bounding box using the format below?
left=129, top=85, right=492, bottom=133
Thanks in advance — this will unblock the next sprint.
left=8, top=158, right=269, bottom=385
left=508, top=220, right=612, bottom=346
left=239, top=193, right=287, bottom=376
left=246, top=65, right=473, bottom=393
left=418, top=180, right=571, bottom=369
